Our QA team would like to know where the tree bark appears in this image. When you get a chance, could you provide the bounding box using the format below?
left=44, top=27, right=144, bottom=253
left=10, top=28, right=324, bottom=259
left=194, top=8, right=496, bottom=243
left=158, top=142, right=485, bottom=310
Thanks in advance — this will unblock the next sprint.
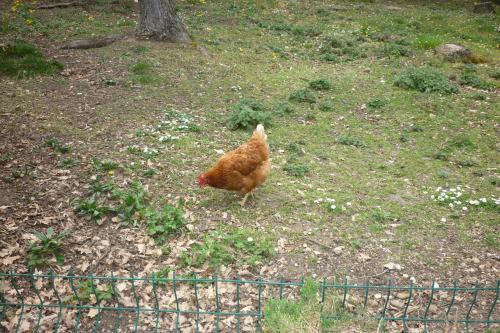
left=138, top=0, right=191, bottom=43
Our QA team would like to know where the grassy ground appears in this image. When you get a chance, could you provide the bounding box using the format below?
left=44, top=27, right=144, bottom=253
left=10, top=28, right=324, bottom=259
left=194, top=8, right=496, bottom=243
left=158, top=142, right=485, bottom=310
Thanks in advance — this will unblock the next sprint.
left=0, top=0, right=499, bottom=331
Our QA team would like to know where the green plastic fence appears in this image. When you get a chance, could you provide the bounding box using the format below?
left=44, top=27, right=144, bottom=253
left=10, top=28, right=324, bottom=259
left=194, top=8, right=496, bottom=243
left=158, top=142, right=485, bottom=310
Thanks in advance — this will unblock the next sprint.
left=0, top=271, right=498, bottom=332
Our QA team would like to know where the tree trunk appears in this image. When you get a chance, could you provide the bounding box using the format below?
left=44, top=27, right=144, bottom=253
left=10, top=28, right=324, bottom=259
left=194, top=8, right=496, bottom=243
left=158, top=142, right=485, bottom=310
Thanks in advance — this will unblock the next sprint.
left=138, top=0, right=191, bottom=43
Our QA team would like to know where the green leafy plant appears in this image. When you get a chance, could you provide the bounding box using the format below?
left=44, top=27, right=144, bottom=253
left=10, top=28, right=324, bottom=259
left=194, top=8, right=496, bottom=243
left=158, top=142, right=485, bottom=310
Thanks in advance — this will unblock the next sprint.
left=449, top=135, right=476, bottom=149
left=320, top=53, right=340, bottom=62
left=318, top=101, right=334, bottom=112
left=144, top=203, right=186, bottom=243
left=459, top=69, right=494, bottom=90
left=75, top=280, right=118, bottom=303
left=180, top=229, right=274, bottom=269
left=89, top=177, right=116, bottom=196
left=91, top=158, right=120, bottom=172
left=226, top=98, right=272, bottom=130
left=273, top=102, right=295, bottom=116
left=143, top=169, right=156, bottom=177
left=309, top=78, right=332, bottom=91
left=394, top=67, right=458, bottom=94
left=59, top=157, right=78, bottom=168
left=27, top=227, right=69, bottom=268
left=0, top=40, right=63, bottom=77
left=285, top=142, right=305, bottom=156
left=413, top=34, right=442, bottom=49
left=131, top=61, right=155, bottom=84
left=265, top=278, right=321, bottom=332
left=289, top=89, right=316, bottom=103
left=376, top=42, right=412, bottom=58
left=336, top=135, right=365, bottom=148
left=44, top=137, right=70, bottom=154
left=0, top=153, right=12, bottom=165
left=115, top=181, right=149, bottom=225
left=367, top=98, right=388, bottom=109
left=284, top=159, right=310, bottom=177
left=269, top=46, right=289, bottom=59
left=73, top=196, right=110, bottom=221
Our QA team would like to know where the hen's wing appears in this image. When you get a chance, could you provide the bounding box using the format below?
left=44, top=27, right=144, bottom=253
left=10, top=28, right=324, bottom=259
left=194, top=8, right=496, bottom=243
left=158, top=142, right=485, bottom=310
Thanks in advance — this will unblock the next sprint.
left=219, top=142, right=267, bottom=177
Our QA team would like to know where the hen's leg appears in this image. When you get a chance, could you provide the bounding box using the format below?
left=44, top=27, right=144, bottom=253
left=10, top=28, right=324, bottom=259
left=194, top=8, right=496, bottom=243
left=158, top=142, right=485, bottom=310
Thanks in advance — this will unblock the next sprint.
left=240, top=192, right=251, bottom=206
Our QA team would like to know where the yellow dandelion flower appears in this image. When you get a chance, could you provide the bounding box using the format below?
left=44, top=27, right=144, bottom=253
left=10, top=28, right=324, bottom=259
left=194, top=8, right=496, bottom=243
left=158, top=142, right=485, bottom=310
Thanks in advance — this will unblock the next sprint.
left=25, top=19, right=33, bottom=25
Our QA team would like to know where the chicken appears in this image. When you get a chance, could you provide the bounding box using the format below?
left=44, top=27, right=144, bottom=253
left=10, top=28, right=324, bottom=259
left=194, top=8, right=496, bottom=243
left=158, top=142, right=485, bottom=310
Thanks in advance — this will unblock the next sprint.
left=197, top=124, right=270, bottom=206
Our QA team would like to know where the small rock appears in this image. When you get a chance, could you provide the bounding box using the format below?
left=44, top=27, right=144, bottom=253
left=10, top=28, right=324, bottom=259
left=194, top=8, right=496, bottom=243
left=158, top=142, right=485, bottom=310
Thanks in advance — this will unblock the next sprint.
left=358, top=253, right=371, bottom=262
left=384, top=262, right=402, bottom=271
left=473, top=2, right=495, bottom=14
left=185, top=224, right=194, bottom=231
left=471, top=257, right=480, bottom=264
left=428, top=304, right=438, bottom=314
left=408, top=328, right=424, bottom=333
left=390, top=299, right=405, bottom=308
left=333, top=246, right=343, bottom=255
left=435, top=43, right=472, bottom=62
left=396, top=291, right=410, bottom=299
left=374, top=293, right=382, bottom=299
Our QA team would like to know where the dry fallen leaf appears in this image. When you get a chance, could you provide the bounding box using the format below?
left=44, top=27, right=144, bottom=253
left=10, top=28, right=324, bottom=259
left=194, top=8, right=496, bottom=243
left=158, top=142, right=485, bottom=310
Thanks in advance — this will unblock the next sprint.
left=2, top=255, right=21, bottom=266
left=87, top=308, right=99, bottom=318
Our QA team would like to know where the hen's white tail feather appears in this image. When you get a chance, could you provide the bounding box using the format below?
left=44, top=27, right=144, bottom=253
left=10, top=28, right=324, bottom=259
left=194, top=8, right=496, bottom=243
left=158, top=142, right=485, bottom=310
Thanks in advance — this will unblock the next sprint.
left=254, top=124, right=267, bottom=140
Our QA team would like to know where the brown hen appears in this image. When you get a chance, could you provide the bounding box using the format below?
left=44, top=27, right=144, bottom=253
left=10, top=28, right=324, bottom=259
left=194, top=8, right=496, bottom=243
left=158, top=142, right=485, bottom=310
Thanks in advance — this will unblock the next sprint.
left=197, top=124, right=270, bottom=206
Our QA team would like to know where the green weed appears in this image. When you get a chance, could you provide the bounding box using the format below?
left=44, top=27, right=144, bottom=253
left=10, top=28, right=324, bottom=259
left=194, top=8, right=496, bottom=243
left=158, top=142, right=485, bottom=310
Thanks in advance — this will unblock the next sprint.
left=226, top=98, right=272, bottom=130
left=0, top=153, right=12, bottom=165
left=336, top=135, right=365, bottom=148
left=73, top=196, right=111, bottom=222
left=394, top=67, right=458, bottom=94
left=413, top=34, right=442, bottom=49
left=180, top=229, right=274, bottom=269
left=320, top=53, right=340, bottom=62
left=367, top=98, right=387, bottom=109
left=264, top=278, right=321, bottom=333
left=91, top=158, right=120, bottom=172
left=309, top=78, right=332, bottom=91
left=59, top=157, right=79, bottom=168
left=131, top=61, right=155, bottom=84
left=318, top=101, right=334, bottom=112
left=115, top=181, right=149, bottom=225
left=269, top=46, right=289, bottom=59
left=75, top=280, right=118, bottom=303
left=27, top=227, right=69, bottom=268
left=273, top=102, right=295, bottom=116
left=376, top=42, right=412, bottom=58
left=459, top=70, right=494, bottom=90
left=289, top=89, right=316, bottom=104
left=44, top=137, right=70, bottom=154
left=0, top=40, right=63, bottom=77
left=144, top=203, right=186, bottom=243
left=89, top=177, right=116, bottom=196
left=283, top=159, right=310, bottom=178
